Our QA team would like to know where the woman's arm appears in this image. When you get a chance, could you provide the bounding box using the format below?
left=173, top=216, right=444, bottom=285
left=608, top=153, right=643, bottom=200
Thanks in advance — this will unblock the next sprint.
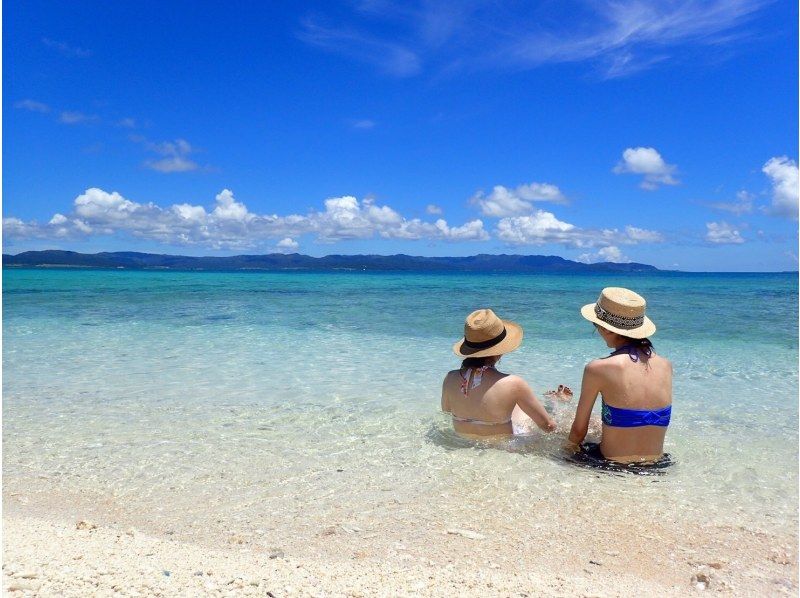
left=441, top=375, right=451, bottom=413
left=508, top=376, right=556, bottom=432
left=567, top=362, right=603, bottom=448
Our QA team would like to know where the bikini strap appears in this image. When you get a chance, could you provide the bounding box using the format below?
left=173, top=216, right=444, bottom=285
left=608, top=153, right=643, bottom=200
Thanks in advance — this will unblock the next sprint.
left=610, top=343, right=652, bottom=363
left=460, top=365, right=490, bottom=396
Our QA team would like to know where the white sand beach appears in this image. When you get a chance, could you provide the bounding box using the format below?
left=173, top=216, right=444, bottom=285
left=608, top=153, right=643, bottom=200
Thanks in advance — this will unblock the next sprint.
left=3, top=482, right=796, bottom=597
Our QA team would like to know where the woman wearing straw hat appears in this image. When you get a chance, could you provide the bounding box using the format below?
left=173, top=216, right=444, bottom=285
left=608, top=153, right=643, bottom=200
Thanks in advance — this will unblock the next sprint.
left=567, top=287, right=673, bottom=464
left=442, top=308, right=556, bottom=437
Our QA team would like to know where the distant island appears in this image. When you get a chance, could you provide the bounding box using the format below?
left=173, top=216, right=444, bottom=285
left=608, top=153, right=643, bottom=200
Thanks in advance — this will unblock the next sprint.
left=2, top=250, right=659, bottom=273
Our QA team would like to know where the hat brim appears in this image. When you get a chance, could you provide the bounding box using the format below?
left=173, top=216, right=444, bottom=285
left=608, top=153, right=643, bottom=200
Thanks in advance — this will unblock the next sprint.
left=452, top=320, right=523, bottom=358
left=580, top=303, right=656, bottom=339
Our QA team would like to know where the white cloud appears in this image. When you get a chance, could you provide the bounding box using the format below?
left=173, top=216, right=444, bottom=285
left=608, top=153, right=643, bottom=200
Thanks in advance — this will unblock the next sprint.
left=425, top=204, right=443, bottom=215
left=42, top=37, right=91, bottom=57
left=3, top=188, right=490, bottom=249
left=276, top=237, right=300, bottom=252
left=15, top=99, right=50, bottom=113
left=762, top=156, right=799, bottom=219
left=500, top=1, right=766, bottom=78
left=298, top=17, right=421, bottom=77
left=60, top=111, right=98, bottom=125
left=706, top=221, right=745, bottom=244
left=434, top=218, right=488, bottom=241
left=139, top=138, right=200, bottom=173
left=597, top=246, right=628, bottom=262
left=495, top=210, right=576, bottom=244
left=213, top=189, right=253, bottom=222
left=623, top=226, right=664, bottom=243
left=496, top=211, right=663, bottom=249
left=147, top=157, right=198, bottom=173
left=577, top=246, right=630, bottom=264
left=118, top=117, right=137, bottom=128
left=172, top=203, right=207, bottom=223
left=2, top=217, right=40, bottom=238
left=299, top=1, right=767, bottom=78
left=613, top=147, right=679, bottom=190
left=472, top=182, right=567, bottom=217
left=352, top=119, right=376, bottom=129
left=709, top=190, right=754, bottom=215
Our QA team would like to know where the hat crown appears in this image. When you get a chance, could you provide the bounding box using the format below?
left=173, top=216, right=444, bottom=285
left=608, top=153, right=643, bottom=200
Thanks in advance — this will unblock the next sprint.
left=464, top=309, right=505, bottom=343
left=597, top=287, right=646, bottom=318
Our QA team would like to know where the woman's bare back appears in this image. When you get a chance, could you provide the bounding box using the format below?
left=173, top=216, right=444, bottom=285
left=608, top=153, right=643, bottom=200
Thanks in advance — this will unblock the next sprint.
left=595, top=352, right=673, bottom=460
left=442, top=367, right=555, bottom=436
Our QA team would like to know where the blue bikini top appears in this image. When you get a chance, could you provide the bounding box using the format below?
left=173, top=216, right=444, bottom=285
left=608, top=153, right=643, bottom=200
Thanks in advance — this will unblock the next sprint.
left=601, top=402, right=671, bottom=427
left=601, top=343, right=671, bottom=428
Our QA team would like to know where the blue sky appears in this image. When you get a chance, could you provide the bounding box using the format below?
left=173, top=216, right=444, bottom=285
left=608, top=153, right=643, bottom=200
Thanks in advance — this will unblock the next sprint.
left=4, top=0, right=798, bottom=271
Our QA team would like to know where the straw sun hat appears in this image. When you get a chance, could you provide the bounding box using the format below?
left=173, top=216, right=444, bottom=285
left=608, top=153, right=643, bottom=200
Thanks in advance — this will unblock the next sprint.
left=581, top=287, right=656, bottom=339
left=452, top=309, right=523, bottom=358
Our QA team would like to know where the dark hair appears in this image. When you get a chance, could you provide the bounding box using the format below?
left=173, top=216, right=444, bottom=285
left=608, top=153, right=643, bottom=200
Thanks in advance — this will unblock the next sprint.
left=620, top=336, right=654, bottom=359
left=461, top=356, right=495, bottom=369
left=620, top=337, right=654, bottom=350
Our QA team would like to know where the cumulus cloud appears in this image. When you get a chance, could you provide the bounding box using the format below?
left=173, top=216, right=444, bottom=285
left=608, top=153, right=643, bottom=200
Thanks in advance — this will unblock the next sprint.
left=495, top=210, right=662, bottom=249
left=495, top=210, right=575, bottom=244
left=276, top=237, right=300, bottom=252
left=433, top=218, right=489, bottom=241
left=762, top=156, right=799, bottom=219
left=472, top=182, right=568, bottom=217
left=706, top=221, right=744, bottom=244
left=577, top=245, right=630, bottom=264
left=15, top=99, right=50, bottom=113
left=425, top=204, right=443, bottom=215
left=3, top=188, right=489, bottom=249
left=613, top=147, right=679, bottom=190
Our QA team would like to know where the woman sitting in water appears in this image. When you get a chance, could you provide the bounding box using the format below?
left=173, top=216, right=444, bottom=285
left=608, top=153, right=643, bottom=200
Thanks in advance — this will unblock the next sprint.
left=567, top=287, right=673, bottom=464
left=442, top=308, right=556, bottom=437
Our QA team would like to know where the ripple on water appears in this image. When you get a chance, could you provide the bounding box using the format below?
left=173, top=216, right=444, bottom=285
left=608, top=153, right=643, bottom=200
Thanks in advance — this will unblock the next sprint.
left=2, top=270, right=797, bottom=539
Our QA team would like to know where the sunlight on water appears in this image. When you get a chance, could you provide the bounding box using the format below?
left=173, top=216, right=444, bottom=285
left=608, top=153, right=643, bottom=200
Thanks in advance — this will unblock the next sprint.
left=3, top=269, right=797, bottom=541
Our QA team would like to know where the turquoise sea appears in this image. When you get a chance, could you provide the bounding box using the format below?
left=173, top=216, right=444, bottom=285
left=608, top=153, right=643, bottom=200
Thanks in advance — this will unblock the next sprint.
left=3, top=269, right=798, bottom=547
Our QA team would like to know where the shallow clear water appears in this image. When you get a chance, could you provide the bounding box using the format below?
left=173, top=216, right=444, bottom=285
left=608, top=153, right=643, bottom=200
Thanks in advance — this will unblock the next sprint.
left=3, top=269, right=798, bottom=540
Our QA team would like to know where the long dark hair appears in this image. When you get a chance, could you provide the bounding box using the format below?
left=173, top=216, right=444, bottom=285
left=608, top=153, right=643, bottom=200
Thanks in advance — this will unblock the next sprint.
left=461, top=356, right=496, bottom=369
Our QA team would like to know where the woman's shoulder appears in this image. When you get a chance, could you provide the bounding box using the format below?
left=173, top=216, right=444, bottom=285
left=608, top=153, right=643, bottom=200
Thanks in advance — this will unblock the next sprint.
left=585, top=356, right=619, bottom=372
left=444, top=369, right=461, bottom=381
left=491, top=373, right=529, bottom=391
left=652, top=351, right=671, bottom=364
left=649, top=352, right=673, bottom=371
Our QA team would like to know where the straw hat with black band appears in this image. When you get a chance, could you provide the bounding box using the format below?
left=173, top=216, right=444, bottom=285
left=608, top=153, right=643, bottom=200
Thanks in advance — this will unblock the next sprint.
left=580, top=287, right=656, bottom=339
left=453, top=309, right=523, bottom=358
